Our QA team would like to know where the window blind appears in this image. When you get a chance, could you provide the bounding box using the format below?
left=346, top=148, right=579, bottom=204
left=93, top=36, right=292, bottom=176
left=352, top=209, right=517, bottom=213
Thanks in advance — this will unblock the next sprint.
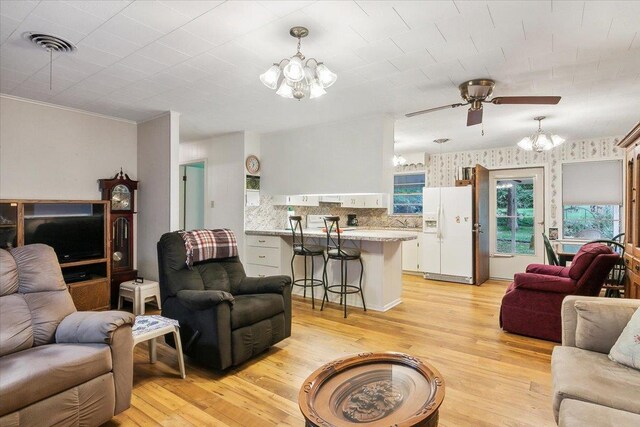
left=562, top=160, right=623, bottom=205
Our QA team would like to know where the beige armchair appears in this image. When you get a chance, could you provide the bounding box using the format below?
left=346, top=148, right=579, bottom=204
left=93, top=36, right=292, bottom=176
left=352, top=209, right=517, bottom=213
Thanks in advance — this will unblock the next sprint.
left=0, top=245, right=135, bottom=426
left=552, top=296, right=640, bottom=426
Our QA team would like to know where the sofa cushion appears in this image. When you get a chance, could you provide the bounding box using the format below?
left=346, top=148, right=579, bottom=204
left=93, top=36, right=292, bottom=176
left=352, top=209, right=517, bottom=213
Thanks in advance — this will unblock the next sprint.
left=231, top=294, right=284, bottom=330
left=10, top=245, right=66, bottom=293
left=0, top=343, right=112, bottom=416
left=559, top=399, right=640, bottom=427
left=0, top=294, right=33, bottom=357
left=609, top=307, right=640, bottom=370
left=0, top=249, right=18, bottom=296
left=574, top=300, right=638, bottom=354
left=552, top=346, right=640, bottom=418
left=568, top=243, right=612, bottom=280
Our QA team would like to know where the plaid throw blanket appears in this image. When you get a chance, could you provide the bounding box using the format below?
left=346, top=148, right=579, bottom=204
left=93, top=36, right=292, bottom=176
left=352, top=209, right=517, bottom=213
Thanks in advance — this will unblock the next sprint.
left=179, top=229, right=238, bottom=267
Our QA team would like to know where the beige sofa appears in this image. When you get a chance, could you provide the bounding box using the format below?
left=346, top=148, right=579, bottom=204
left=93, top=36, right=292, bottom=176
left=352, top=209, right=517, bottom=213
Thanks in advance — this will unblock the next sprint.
left=0, top=245, right=135, bottom=426
left=552, top=296, right=640, bottom=426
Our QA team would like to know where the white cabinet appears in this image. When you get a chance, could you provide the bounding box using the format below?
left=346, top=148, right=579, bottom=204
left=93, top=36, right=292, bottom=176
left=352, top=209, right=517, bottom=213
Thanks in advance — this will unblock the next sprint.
left=362, top=194, right=388, bottom=208
left=340, top=194, right=388, bottom=208
left=287, top=195, right=319, bottom=206
left=245, top=190, right=260, bottom=206
left=245, top=235, right=282, bottom=277
left=272, top=195, right=319, bottom=206
left=273, top=193, right=388, bottom=208
left=402, top=233, right=422, bottom=272
left=339, top=195, right=361, bottom=208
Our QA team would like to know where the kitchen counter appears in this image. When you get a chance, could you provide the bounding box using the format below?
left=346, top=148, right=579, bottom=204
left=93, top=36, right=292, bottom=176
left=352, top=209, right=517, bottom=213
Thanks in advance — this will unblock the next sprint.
left=245, top=228, right=417, bottom=312
left=245, top=228, right=418, bottom=242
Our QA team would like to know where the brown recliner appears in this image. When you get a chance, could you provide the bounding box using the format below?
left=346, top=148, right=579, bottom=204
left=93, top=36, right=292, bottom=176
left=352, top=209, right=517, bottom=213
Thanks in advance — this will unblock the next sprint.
left=0, top=244, right=135, bottom=426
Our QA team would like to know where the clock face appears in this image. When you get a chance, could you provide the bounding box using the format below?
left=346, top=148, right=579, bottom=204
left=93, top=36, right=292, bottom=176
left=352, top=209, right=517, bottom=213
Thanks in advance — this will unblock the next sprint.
left=246, top=155, right=260, bottom=174
left=111, top=184, right=131, bottom=211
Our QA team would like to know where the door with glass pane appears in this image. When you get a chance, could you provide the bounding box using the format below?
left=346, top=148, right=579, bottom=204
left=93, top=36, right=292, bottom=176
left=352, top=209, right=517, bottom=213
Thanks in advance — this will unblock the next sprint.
left=489, top=168, right=544, bottom=279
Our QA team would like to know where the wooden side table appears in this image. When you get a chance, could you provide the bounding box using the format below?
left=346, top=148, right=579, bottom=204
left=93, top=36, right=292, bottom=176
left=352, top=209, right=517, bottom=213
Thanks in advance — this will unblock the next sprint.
left=132, top=315, right=186, bottom=379
left=118, top=280, right=161, bottom=315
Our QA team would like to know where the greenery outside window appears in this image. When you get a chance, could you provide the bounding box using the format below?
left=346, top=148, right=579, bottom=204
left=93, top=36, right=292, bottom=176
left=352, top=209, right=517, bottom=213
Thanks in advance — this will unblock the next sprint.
left=393, top=173, right=425, bottom=215
left=496, top=179, right=535, bottom=255
left=563, top=205, right=621, bottom=239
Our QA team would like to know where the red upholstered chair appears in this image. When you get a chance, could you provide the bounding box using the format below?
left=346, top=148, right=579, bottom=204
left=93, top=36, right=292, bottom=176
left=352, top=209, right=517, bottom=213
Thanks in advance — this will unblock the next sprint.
left=499, top=243, right=620, bottom=342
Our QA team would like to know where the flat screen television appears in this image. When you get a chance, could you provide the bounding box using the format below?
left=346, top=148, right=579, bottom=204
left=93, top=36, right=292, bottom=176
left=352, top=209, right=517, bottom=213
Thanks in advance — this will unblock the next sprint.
left=23, top=203, right=105, bottom=263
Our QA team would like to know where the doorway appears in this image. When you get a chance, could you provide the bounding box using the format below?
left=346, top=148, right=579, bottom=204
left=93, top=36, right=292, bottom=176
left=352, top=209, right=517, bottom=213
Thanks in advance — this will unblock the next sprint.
left=489, top=167, right=545, bottom=279
left=179, top=161, right=205, bottom=231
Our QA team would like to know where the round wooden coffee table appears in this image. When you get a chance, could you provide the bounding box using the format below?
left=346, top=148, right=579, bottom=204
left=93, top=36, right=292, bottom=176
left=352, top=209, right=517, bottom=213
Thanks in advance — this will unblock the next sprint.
left=299, top=352, right=445, bottom=427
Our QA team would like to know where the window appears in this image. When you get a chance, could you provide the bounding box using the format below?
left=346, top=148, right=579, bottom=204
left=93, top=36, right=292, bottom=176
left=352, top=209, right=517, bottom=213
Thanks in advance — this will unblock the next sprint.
left=563, top=205, right=621, bottom=239
left=393, top=173, right=425, bottom=214
left=562, top=160, right=623, bottom=239
left=496, top=179, right=535, bottom=255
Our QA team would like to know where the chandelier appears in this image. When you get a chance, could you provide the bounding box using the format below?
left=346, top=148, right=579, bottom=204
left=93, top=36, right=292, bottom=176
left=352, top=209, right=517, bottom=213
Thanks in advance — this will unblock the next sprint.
left=517, top=116, right=565, bottom=152
left=259, top=26, right=337, bottom=100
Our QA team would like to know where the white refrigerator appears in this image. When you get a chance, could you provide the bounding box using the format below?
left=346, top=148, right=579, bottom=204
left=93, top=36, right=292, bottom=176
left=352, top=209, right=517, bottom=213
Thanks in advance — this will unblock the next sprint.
left=422, top=186, right=474, bottom=284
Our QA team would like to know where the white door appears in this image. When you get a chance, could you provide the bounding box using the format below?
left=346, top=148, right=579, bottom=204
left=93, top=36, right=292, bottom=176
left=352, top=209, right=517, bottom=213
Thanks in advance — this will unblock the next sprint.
left=489, top=168, right=544, bottom=279
left=440, top=186, right=473, bottom=278
left=179, top=162, right=205, bottom=231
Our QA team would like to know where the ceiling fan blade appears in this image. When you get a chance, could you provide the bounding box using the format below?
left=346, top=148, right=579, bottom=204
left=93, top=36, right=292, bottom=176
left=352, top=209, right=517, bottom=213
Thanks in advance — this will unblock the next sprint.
left=490, top=96, right=561, bottom=105
left=467, top=108, right=483, bottom=126
left=405, top=103, right=465, bottom=118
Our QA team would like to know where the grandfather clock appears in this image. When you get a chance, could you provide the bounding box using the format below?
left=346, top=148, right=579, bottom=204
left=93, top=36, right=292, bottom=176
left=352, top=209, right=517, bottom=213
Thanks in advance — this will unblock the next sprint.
left=99, top=169, right=138, bottom=306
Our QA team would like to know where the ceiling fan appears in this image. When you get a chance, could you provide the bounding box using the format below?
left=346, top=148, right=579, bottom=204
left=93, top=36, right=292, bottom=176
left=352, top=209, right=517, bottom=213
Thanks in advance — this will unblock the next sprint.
left=405, top=79, right=561, bottom=126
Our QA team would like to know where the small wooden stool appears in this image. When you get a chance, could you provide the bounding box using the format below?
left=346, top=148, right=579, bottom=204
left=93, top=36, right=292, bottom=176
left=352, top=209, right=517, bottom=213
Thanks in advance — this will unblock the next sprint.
left=118, top=280, right=161, bottom=315
left=132, top=315, right=186, bottom=379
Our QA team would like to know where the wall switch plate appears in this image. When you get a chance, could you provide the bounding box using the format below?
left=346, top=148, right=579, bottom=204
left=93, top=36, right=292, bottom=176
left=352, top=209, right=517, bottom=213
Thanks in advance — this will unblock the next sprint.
left=210, top=201, right=215, bottom=208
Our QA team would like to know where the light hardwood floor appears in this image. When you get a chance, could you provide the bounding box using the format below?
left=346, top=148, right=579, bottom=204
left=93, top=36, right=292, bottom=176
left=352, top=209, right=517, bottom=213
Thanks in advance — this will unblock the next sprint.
left=108, top=276, right=556, bottom=427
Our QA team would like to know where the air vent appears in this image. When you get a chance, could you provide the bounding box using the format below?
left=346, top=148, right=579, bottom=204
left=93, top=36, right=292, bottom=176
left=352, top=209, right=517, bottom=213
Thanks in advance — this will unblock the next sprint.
left=27, top=33, right=76, bottom=53
left=433, top=138, right=450, bottom=144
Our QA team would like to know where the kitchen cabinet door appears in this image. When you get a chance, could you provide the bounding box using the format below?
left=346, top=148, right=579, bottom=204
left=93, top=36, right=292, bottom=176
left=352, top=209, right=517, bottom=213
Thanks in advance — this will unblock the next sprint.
left=287, top=195, right=319, bottom=206
left=340, top=196, right=361, bottom=208
left=362, top=194, right=389, bottom=208
left=402, top=234, right=421, bottom=272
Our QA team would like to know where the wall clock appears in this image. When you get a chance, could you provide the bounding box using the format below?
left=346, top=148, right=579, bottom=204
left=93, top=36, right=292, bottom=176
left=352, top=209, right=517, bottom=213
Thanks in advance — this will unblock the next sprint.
left=98, top=168, right=139, bottom=306
left=246, top=155, right=260, bottom=174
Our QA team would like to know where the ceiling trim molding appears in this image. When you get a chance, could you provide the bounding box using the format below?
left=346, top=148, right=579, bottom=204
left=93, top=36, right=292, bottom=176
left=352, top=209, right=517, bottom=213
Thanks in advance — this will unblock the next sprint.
left=0, top=94, right=137, bottom=125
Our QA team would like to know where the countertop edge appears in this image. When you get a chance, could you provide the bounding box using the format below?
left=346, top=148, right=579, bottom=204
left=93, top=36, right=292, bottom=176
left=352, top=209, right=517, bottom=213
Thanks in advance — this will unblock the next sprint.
left=245, top=229, right=418, bottom=242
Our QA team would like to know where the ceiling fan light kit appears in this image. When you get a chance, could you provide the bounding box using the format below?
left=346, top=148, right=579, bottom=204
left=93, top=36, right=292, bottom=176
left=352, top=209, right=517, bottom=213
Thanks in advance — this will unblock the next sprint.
left=406, top=79, right=561, bottom=127
left=260, top=26, right=336, bottom=100
left=517, top=116, right=565, bottom=152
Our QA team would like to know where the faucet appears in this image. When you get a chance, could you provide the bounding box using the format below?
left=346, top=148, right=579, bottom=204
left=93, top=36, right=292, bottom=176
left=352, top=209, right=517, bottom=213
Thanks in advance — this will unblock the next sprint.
left=393, top=218, right=409, bottom=228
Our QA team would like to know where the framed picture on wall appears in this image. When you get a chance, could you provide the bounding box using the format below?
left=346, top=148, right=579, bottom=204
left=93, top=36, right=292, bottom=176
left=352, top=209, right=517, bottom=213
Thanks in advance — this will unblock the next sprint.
left=548, top=227, right=558, bottom=240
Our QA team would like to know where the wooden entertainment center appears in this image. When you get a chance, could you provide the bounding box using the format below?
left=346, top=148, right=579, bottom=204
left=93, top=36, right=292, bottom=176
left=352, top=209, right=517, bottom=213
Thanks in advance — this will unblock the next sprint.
left=0, top=199, right=111, bottom=311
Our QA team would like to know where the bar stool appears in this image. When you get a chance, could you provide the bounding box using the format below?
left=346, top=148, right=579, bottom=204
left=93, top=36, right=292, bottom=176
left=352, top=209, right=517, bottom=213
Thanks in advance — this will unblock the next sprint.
left=289, top=216, right=326, bottom=309
left=321, top=216, right=366, bottom=318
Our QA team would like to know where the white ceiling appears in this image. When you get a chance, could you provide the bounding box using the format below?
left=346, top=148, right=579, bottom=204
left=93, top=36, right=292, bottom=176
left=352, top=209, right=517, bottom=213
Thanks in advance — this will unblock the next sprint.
left=1, top=1, right=639, bottom=153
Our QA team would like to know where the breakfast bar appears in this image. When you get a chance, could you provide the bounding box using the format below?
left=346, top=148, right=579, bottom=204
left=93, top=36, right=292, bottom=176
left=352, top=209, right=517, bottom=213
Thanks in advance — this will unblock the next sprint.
left=245, top=229, right=417, bottom=312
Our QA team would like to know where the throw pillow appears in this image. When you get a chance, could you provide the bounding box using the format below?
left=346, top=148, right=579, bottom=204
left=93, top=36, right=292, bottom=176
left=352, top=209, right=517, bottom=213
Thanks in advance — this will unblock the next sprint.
left=609, top=307, right=640, bottom=369
left=575, top=301, right=637, bottom=353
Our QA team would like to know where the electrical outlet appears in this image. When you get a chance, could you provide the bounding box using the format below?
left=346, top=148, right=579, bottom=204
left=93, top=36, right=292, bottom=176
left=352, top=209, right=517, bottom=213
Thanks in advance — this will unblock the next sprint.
left=210, top=201, right=215, bottom=208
